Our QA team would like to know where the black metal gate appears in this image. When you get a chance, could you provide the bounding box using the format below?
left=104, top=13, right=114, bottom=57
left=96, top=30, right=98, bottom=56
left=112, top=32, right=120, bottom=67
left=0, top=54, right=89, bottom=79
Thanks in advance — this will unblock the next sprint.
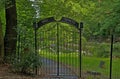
left=33, top=17, right=83, bottom=79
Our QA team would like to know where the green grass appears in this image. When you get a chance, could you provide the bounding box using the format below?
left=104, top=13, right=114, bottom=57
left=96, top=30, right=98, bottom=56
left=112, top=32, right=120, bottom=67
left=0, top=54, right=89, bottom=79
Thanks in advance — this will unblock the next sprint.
left=39, top=51, right=120, bottom=78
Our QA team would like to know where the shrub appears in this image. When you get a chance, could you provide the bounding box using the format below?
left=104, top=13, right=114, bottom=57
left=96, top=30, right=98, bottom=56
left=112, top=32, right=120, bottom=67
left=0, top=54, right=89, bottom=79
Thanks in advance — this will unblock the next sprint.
left=113, top=43, right=120, bottom=57
left=93, top=43, right=110, bottom=57
left=86, top=42, right=110, bottom=57
left=11, top=51, right=42, bottom=74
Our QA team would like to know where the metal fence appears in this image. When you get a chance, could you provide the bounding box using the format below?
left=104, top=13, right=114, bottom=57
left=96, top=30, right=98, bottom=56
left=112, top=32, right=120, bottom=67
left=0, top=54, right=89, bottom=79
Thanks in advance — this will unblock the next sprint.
left=81, top=30, right=120, bottom=79
left=16, top=17, right=82, bottom=79
left=15, top=17, right=120, bottom=79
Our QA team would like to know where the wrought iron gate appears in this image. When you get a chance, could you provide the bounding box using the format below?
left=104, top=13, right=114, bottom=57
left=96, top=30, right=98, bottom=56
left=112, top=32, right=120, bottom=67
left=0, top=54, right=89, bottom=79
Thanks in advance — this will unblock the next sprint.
left=33, top=17, right=83, bottom=78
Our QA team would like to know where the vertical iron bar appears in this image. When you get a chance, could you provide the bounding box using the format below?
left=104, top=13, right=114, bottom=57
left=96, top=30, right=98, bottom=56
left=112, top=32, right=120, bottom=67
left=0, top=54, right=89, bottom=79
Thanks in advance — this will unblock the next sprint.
left=59, top=24, right=62, bottom=75
left=34, top=22, right=37, bottom=75
left=110, top=34, right=113, bottom=79
left=79, top=28, right=82, bottom=78
left=23, top=31, right=26, bottom=53
left=79, top=22, right=83, bottom=78
left=20, top=33, right=23, bottom=56
left=57, top=22, right=60, bottom=76
left=48, top=27, right=50, bottom=75
left=17, top=34, right=20, bottom=59
left=19, top=35, right=21, bottom=56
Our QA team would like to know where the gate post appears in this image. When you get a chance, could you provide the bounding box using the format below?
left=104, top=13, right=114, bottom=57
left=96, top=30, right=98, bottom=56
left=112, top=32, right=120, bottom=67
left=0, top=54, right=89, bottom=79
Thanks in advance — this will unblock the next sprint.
left=34, top=22, right=38, bottom=75
left=110, top=33, right=114, bottom=79
left=79, top=22, right=83, bottom=78
left=56, top=22, right=60, bottom=76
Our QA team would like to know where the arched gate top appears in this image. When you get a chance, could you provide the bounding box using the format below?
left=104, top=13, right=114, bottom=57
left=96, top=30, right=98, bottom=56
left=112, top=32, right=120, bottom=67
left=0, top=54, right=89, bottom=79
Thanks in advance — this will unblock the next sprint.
left=33, top=17, right=83, bottom=30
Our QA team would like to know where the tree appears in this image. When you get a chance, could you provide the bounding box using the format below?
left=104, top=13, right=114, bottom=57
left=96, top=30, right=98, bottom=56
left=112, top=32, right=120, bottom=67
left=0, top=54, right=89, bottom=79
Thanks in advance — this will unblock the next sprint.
left=101, top=0, right=120, bottom=36
left=4, top=0, right=17, bottom=60
left=0, top=18, right=4, bottom=62
left=0, top=0, right=5, bottom=62
left=87, top=0, right=120, bottom=37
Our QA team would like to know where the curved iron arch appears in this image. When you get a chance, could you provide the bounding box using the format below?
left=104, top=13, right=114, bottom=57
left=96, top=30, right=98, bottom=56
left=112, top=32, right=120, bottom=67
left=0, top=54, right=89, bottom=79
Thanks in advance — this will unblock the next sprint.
left=33, top=17, right=80, bottom=30
left=59, top=17, right=79, bottom=29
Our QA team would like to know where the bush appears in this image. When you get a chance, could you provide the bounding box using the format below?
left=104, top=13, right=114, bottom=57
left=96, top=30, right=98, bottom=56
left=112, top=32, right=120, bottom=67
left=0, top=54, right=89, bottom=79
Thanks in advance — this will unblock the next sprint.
left=11, top=52, right=42, bottom=74
left=86, top=42, right=110, bottom=57
left=113, top=43, right=120, bottom=57
left=93, top=43, right=110, bottom=57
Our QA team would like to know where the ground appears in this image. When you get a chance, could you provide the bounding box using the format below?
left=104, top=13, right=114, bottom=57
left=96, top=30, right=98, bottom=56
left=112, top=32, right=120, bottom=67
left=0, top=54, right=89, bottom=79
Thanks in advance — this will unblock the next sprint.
left=0, top=64, right=45, bottom=79
left=0, top=63, right=83, bottom=79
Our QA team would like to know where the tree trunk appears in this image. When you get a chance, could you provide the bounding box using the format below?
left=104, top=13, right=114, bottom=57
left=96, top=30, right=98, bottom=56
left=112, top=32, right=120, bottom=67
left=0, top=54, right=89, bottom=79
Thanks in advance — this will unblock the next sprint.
left=4, top=0, right=17, bottom=60
left=0, top=18, right=4, bottom=63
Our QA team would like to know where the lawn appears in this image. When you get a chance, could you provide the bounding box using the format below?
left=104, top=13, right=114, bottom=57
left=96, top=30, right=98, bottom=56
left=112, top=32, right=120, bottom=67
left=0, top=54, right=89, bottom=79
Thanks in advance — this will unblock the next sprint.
left=39, top=51, right=120, bottom=79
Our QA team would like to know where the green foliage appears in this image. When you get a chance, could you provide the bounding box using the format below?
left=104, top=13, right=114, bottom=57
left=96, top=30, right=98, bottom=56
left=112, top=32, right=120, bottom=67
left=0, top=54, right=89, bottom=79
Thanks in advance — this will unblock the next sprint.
left=11, top=52, right=42, bottom=74
left=94, top=43, right=110, bottom=57
left=86, top=42, right=110, bottom=57
left=95, top=0, right=120, bottom=36
left=0, top=0, right=5, bottom=10
left=113, top=43, right=120, bottom=57
left=86, top=42, right=120, bottom=58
